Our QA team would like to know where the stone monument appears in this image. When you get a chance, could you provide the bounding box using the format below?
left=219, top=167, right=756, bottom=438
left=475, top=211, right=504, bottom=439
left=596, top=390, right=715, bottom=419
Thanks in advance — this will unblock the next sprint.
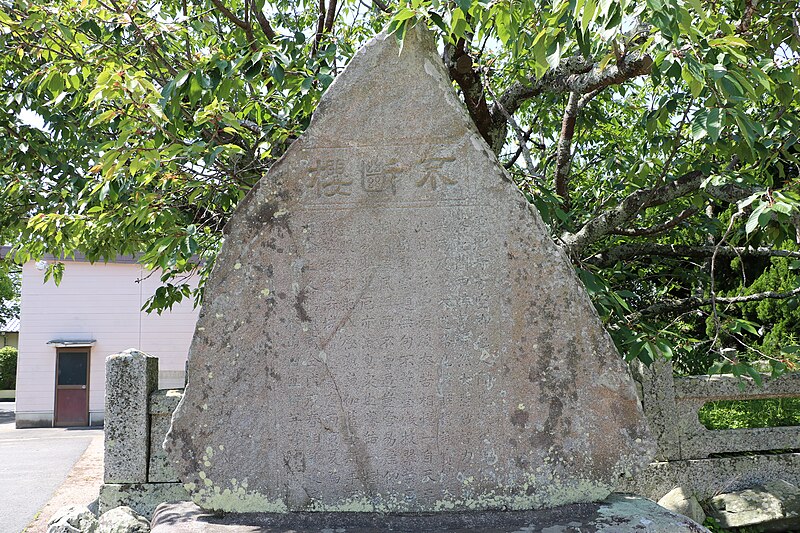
left=165, top=24, right=657, bottom=517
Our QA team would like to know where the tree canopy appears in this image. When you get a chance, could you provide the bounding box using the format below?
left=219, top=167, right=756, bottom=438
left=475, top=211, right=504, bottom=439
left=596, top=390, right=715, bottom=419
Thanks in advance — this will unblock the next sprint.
left=1, top=0, right=799, bottom=376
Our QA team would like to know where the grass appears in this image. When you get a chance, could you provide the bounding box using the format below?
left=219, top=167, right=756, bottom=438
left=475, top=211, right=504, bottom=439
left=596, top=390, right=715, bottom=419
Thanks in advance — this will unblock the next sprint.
left=698, top=398, right=800, bottom=429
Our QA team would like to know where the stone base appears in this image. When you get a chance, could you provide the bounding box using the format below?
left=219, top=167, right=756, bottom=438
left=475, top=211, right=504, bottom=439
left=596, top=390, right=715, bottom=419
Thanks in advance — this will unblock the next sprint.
left=100, top=483, right=190, bottom=519
left=619, top=452, right=800, bottom=503
left=151, top=494, right=709, bottom=532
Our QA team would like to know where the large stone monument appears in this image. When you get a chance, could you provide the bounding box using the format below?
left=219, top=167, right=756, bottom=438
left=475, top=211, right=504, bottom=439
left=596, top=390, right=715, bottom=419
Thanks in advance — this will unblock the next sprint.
left=166, top=24, right=656, bottom=516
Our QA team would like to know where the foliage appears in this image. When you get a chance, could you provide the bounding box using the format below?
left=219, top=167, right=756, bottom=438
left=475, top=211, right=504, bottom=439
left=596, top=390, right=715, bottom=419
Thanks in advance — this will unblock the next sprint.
left=733, top=255, right=800, bottom=356
left=1, top=0, right=799, bottom=372
left=0, top=346, right=17, bottom=390
left=0, top=264, right=20, bottom=325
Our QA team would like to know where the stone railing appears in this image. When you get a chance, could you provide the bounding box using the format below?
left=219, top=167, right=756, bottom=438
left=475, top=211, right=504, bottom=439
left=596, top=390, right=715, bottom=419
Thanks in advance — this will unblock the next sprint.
left=99, top=350, right=188, bottom=518
left=99, top=350, right=800, bottom=517
left=671, top=370, right=799, bottom=459
left=621, top=361, right=800, bottom=502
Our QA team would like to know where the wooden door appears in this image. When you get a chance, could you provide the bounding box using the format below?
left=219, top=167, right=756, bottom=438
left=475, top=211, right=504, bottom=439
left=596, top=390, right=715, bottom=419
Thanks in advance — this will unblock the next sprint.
left=54, top=348, right=89, bottom=427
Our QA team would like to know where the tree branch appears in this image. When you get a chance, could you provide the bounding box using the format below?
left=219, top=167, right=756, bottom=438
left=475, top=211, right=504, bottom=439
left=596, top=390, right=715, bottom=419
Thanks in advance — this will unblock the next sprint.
left=504, top=128, right=546, bottom=169
left=486, top=83, right=538, bottom=176
left=487, top=52, right=652, bottom=153
left=560, top=170, right=705, bottom=254
left=323, top=0, right=338, bottom=33
left=554, top=92, right=580, bottom=209
left=577, top=87, right=603, bottom=110
left=636, top=285, right=800, bottom=318
left=589, top=243, right=800, bottom=267
left=610, top=207, right=699, bottom=236
left=251, top=3, right=277, bottom=41
left=209, top=0, right=249, bottom=33
left=737, top=0, right=758, bottom=34
left=312, top=0, right=326, bottom=56
left=560, top=167, right=763, bottom=254
left=497, top=52, right=652, bottom=119
left=445, top=40, right=496, bottom=149
left=210, top=0, right=258, bottom=50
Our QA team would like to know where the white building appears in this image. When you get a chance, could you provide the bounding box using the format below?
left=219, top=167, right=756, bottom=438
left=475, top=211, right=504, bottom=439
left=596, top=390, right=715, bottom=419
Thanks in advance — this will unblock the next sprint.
left=8, top=249, right=199, bottom=428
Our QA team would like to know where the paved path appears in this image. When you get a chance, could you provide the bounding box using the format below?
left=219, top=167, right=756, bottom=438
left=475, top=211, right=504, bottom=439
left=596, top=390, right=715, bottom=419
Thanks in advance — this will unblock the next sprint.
left=0, top=402, right=103, bottom=533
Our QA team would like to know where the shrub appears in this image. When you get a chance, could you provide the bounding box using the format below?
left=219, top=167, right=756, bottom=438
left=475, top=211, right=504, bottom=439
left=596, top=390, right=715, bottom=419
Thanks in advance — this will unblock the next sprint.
left=0, top=346, right=17, bottom=390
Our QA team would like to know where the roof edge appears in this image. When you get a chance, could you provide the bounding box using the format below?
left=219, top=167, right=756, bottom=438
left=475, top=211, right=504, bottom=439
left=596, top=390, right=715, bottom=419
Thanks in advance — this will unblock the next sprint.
left=1, top=246, right=141, bottom=265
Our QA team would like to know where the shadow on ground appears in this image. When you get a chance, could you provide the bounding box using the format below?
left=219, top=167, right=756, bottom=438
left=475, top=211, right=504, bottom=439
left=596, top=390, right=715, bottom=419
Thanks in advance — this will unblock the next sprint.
left=0, top=407, right=14, bottom=426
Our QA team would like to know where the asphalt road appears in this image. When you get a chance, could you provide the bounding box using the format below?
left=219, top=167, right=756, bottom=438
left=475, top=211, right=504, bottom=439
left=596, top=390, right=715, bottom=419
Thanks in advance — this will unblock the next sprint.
left=0, top=402, right=103, bottom=533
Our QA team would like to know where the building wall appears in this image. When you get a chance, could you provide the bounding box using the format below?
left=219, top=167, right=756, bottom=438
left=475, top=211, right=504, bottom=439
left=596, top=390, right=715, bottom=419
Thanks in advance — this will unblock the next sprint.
left=16, top=261, right=199, bottom=427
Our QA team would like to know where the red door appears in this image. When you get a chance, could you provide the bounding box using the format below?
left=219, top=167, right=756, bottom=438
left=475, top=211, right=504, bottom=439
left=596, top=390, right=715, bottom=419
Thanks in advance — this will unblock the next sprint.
left=54, top=348, right=90, bottom=427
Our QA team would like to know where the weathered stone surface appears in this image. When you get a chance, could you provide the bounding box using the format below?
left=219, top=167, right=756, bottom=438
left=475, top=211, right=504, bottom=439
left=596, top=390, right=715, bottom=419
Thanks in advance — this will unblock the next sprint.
left=99, top=506, right=151, bottom=533
left=105, top=349, right=159, bottom=484
left=657, top=486, right=705, bottom=525
left=675, top=370, right=800, bottom=458
left=165, top=25, right=653, bottom=513
left=150, top=495, right=709, bottom=532
left=629, top=360, right=682, bottom=461
left=619, top=452, right=800, bottom=503
left=707, top=479, right=800, bottom=530
left=149, top=390, right=183, bottom=483
left=99, top=483, right=190, bottom=519
left=47, top=504, right=99, bottom=533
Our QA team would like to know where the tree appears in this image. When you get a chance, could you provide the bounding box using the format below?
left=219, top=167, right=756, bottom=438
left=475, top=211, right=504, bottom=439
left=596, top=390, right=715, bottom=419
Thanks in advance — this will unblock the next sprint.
left=0, top=227, right=19, bottom=323
left=0, top=346, right=18, bottom=390
left=0, top=268, right=19, bottom=325
left=1, top=0, right=799, bottom=375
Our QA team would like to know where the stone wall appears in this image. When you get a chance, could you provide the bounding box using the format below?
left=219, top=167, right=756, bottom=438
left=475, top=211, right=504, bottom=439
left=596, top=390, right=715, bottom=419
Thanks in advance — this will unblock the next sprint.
left=620, top=360, right=800, bottom=501
left=99, top=350, right=187, bottom=519
left=100, top=351, right=799, bottom=516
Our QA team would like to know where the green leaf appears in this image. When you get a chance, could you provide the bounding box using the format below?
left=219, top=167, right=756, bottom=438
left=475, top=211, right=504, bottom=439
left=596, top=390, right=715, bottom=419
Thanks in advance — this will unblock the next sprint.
left=88, top=109, right=117, bottom=128
left=706, top=108, right=722, bottom=143
left=188, top=75, right=203, bottom=105
left=270, top=62, right=285, bottom=85
left=776, top=83, right=794, bottom=106
left=745, top=203, right=767, bottom=234
left=708, top=36, right=750, bottom=48
left=175, top=70, right=191, bottom=87
left=393, top=7, right=417, bottom=22
left=690, top=109, right=709, bottom=141
left=581, top=0, right=597, bottom=32
left=546, top=40, right=562, bottom=70
left=745, top=365, right=763, bottom=386
left=450, top=8, right=468, bottom=39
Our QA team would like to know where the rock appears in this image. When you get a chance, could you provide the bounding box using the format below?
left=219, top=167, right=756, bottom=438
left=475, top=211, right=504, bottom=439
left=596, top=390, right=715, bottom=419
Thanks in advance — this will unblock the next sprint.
left=47, top=504, right=99, bottom=533
left=658, top=486, right=706, bottom=525
left=98, top=505, right=150, bottom=533
left=165, top=24, right=654, bottom=513
left=707, top=479, right=800, bottom=530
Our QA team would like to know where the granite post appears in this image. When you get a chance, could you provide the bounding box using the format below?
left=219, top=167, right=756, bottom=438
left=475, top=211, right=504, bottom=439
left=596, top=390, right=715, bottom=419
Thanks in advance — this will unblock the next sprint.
left=104, top=349, right=159, bottom=483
